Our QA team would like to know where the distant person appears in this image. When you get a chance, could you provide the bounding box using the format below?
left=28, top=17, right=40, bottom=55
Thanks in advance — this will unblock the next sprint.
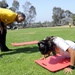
left=69, top=23, right=72, bottom=28
left=0, top=8, right=26, bottom=52
left=38, top=36, right=75, bottom=74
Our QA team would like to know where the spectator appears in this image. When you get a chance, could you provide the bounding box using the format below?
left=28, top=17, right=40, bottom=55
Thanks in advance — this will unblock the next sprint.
left=0, top=8, right=26, bottom=52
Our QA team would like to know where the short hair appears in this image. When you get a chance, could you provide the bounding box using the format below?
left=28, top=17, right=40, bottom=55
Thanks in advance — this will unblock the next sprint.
left=17, top=12, right=26, bottom=18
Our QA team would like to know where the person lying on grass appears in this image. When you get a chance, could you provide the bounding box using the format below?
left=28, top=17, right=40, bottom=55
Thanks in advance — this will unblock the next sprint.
left=38, top=36, right=75, bottom=74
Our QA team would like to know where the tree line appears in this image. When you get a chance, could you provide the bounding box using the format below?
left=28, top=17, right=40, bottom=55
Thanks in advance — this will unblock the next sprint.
left=0, top=0, right=37, bottom=29
left=0, top=0, right=75, bottom=29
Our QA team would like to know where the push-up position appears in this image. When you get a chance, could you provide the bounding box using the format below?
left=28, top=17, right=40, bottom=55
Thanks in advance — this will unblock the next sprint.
left=38, top=36, right=75, bottom=74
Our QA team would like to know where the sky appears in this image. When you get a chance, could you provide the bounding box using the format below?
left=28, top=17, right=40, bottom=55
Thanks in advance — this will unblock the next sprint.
left=0, top=0, right=75, bottom=22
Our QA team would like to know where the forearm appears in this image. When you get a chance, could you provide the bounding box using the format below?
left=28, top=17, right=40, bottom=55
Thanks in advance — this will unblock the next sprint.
left=70, top=52, right=75, bottom=66
left=0, top=20, right=1, bottom=27
left=67, top=47, right=75, bottom=66
left=0, top=22, right=2, bottom=28
left=0, top=21, right=3, bottom=29
left=40, top=55, right=48, bottom=60
left=64, top=47, right=75, bottom=74
left=0, top=22, right=3, bottom=34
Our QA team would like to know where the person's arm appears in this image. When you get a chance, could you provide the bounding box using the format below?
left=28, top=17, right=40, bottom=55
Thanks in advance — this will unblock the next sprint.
left=40, top=55, right=46, bottom=60
left=0, top=21, right=3, bottom=34
left=67, top=47, right=75, bottom=66
left=64, top=47, right=75, bottom=74
left=40, top=53, right=51, bottom=60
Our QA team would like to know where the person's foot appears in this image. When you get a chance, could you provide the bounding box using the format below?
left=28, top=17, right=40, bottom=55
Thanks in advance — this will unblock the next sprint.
left=0, top=45, right=12, bottom=52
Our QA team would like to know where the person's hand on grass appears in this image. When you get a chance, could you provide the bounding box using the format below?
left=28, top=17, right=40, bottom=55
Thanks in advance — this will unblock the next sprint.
left=64, top=67, right=72, bottom=74
left=40, top=55, right=46, bottom=60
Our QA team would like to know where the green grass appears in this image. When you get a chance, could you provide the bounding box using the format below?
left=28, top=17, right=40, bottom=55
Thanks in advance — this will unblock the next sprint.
left=0, top=26, right=75, bottom=75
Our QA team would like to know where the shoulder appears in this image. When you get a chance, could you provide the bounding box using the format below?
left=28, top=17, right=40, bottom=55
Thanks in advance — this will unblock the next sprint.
left=53, top=37, right=63, bottom=42
left=53, top=37, right=67, bottom=46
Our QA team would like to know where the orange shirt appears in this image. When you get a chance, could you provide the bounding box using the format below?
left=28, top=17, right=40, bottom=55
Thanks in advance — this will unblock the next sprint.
left=0, top=8, right=17, bottom=25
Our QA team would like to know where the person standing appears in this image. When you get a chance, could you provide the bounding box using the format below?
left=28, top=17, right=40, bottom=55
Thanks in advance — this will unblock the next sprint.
left=0, top=8, right=26, bottom=52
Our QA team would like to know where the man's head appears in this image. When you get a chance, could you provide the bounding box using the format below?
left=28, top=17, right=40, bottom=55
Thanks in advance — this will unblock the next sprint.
left=16, top=12, right=26, bottom=23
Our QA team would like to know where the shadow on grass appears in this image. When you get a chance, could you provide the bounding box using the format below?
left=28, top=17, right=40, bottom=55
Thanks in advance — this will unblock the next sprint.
left=0, top=46, right=39, bottom=57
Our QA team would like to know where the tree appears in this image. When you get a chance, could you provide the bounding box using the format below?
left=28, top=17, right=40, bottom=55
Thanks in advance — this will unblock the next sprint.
left=9, top=0, right=20, bottom=29
left=10, top=0, right=19, bottom=12
left=64, top=10, right=72, bottom=18
left=52, top=14, right=59, bottom=26
left=22, top=1, right=36, bottom=26
left=29, top=6, right=36, bottom=20
left=52, top=7, right=73, bottom=26
left=72, top=14, right=75, bottom=25
left=52, top=7, right=64, bottom=25
left=0, top=0, right=8, bottom=8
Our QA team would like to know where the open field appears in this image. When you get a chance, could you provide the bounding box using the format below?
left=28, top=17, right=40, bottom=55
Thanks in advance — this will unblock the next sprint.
left=0, top=26, right=75, bottom=75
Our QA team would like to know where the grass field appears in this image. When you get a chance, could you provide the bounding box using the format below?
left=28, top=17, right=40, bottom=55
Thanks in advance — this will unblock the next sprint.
left=0, top=26, right=75, bottom=75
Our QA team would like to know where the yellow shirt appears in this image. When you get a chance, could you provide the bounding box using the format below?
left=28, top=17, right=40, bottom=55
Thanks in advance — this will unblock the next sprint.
left=0, top=8, right=17, bottom=25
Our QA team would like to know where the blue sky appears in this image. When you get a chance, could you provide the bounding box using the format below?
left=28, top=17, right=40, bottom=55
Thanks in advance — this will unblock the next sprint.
left=0, top=0, right=75, bottom=22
